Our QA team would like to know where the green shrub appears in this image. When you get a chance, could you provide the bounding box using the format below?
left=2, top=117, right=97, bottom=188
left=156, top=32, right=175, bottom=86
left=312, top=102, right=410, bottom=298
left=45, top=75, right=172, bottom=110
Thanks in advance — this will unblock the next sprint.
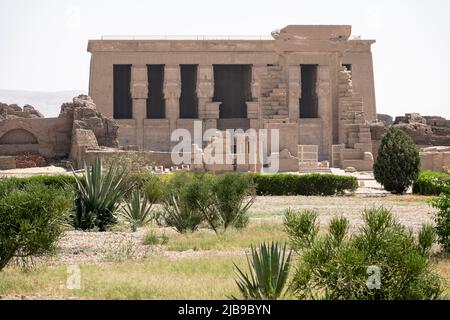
left=72, top=158, right=131, bottom=231
left=142, top=174, right=165, bottom=204
left=119, top=191, right=153, bottom=232
left=232, top=241, right=292, bottom=300
left=252, top=173, right=358, bottom=196
left=162, top=193, right=204, bottom=233
left=283, top=209, right=319, bottom=251
left=413, top=170, right=450, bottom=195
left=0, top=183, right=74, bottom=271
left=430, top=193, right=450, bottom=252
left=290, top=207, right=443, bottom=300
left=198, top=173, right=255, bottom=233
left=374, top=127, right=420, bottom=194
left=143, top=229, right=169, bottom=246
left=0, top=174, right=78, bottom=194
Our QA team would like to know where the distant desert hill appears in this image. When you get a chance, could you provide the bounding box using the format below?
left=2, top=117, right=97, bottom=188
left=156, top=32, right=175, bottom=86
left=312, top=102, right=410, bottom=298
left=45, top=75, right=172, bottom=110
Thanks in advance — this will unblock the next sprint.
left=0, top=89, right=87, bottom=117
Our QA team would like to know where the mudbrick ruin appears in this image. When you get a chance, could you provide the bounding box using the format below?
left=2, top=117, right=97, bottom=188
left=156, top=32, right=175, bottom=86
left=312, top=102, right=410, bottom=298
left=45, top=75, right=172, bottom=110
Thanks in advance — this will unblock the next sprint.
left=0, top=25, right=449, bottom=172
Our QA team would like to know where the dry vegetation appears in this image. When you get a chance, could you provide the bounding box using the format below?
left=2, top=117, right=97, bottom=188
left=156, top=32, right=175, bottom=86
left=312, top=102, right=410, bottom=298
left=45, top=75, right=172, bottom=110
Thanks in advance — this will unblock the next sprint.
left=0, top=194, right=449, bottom=300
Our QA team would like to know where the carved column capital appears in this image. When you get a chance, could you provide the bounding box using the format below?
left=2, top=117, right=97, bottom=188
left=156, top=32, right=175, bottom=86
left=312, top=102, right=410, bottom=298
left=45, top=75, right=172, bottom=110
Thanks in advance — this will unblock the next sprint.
left=163, top=65, right=181, bottom=99
left=131, top=65, right=148, bottom=99
left=196, top=65, right=214, bottom=99
left=197, top=65, right=215, bottom=119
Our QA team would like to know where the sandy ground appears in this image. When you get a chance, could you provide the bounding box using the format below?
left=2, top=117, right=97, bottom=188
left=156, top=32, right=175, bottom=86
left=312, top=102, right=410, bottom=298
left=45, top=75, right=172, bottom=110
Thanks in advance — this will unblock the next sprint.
left=26, top=194, right=434, bottom=266
left=0, top=165, right=68, bottom=177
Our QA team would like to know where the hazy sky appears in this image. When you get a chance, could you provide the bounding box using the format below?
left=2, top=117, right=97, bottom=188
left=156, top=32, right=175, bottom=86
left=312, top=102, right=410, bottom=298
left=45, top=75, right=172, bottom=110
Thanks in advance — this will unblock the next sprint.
left=0, top=0, right=449, bottom=118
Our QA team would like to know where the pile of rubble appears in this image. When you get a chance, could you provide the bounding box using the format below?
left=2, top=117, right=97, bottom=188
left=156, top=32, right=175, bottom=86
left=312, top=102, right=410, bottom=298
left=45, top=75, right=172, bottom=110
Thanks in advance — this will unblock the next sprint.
left=0, top=103, right=43, bottom=120
left=372, top=113, right=450, bottom=147
left=60, top=95, right=119, bottom=148
left=15, top=152, right=47, bottom=168
left=372, top=113, right=450, bottom=171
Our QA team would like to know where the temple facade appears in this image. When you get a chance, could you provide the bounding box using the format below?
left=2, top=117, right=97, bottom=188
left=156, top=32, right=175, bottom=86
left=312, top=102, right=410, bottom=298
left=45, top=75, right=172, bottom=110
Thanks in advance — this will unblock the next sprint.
left=87, top=25, right=377, bottom=171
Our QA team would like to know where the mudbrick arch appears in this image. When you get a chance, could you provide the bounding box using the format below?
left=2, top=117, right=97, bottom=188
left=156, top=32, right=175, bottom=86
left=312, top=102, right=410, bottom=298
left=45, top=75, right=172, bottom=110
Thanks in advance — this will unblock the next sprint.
left=0, top=128, right=39, bottom=145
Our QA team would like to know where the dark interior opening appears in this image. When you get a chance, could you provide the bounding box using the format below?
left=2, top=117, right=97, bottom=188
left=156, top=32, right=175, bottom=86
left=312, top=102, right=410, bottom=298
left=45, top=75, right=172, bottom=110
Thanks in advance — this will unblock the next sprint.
left=213, top=65, right=252, bottom=119
left=147, top=65, right=165, bottom=119
left=300, top=64, right=319, bottom=119
left=113, top=64, right=132, bottom=119
left=180, top=65, right=198, bottom=118
left=342, top=64, right=352, bottom=71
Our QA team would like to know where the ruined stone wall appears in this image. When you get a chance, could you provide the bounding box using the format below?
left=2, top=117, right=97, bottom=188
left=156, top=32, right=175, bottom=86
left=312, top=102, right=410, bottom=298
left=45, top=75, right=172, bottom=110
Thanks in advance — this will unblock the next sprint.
left=0, top=95, right=120, bottom=169
left=0, top=103, right=44, bottom=120
left=371, top=113, right=450, bottom=151
left=0, top=116, right=72, bottom=158
left=420, top=146, right=450, bottom=171
left=371, top=113, right=450, bottom=168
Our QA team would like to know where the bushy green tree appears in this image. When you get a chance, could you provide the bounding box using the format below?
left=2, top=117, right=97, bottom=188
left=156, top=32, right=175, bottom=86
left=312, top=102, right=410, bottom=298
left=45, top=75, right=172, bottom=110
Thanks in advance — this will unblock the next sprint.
left=0, top=184, right=73, bottom=271
left=374, top=127, right=420, bottom=194
left=198, top=173, right=255, bottom=233
left=431, top=192, right=450, bottom=252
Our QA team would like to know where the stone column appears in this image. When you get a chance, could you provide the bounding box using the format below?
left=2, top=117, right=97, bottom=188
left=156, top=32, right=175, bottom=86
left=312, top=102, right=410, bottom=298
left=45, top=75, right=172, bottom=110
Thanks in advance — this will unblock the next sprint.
left=317, top=65, right=332, bottom=160
left=250, top=64, right=266, bottom=129
left=287, top=65, right=301, bottom=122
left=163, top=65, right=181, bottom=147
left=196, top=65, right=218, bottom=135
left=197, top=65, right=215, bottom=119
left=131, top=65, right=148, bottom=149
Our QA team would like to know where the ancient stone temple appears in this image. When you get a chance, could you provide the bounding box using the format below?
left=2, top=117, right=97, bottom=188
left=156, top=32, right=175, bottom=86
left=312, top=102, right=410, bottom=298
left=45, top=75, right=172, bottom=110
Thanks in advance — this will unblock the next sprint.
left=86, top=25, right=377, bottom=171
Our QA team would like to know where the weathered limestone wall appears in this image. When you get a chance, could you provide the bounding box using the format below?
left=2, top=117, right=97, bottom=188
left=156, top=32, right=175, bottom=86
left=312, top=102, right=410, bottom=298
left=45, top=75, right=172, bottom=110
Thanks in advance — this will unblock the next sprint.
left=0, top=117, right=72, bottom=158
left=420, top=147, right=450, bottom=171
left=87, top=25, right=377, bottom=169
left=0, top=103, right=44, bottom=120
left=342, top=41, right=377, bottom=122
left=0, top=95, right=120, bottom=169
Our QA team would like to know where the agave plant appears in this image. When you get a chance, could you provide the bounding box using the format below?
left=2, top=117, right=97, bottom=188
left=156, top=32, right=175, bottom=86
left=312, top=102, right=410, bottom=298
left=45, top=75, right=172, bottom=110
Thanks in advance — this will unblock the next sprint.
left=72, top=157, right=130, bottom=231
left=162, top=192, right=204, bottom=234
left=119, top=191, right=153, bottom=232
left=233, top=241, right=292, bottom=300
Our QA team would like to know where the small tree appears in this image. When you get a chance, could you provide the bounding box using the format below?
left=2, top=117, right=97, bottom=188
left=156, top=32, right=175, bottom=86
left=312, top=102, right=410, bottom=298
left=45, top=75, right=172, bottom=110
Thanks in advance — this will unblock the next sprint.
left=0, top=184, right=73, bottom=271
left=430, top=191, right=450, bottom=252
left=374, top=127, right=420, bottom=194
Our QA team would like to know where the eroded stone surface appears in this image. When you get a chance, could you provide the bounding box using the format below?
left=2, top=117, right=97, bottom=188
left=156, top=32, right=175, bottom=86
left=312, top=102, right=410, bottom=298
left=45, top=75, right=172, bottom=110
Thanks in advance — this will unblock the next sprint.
left=0, top=102, right=44, bottom=120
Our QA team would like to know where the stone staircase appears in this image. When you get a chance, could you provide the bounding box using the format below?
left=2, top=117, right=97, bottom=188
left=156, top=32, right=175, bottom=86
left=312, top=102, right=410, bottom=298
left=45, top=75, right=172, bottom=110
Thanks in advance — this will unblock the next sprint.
left=260, top=65, right=289, bottom=119
left=338, top=67, right=374, bottom=171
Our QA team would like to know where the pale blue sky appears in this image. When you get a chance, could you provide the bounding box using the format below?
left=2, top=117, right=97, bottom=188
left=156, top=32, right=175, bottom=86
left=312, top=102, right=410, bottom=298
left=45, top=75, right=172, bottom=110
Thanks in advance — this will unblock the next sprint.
left=0, top=0, right=449, bottom=118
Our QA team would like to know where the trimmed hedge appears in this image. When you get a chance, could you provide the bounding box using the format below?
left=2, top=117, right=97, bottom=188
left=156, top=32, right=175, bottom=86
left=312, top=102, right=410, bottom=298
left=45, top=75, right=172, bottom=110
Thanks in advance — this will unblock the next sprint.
left=0, top=172, right=359, bottom=198
left=412, top=170, right=450, bottom=196
left=251, top=173, right=358, bottom=196
left=0, top=174, right=78, bottom=194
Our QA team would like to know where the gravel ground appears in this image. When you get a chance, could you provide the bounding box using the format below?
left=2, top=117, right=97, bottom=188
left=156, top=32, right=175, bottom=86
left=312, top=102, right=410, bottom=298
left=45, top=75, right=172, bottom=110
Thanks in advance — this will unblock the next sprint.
left=250, top=195, right=436, bottom=231
left=29, top=195, right=436, bottom=266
